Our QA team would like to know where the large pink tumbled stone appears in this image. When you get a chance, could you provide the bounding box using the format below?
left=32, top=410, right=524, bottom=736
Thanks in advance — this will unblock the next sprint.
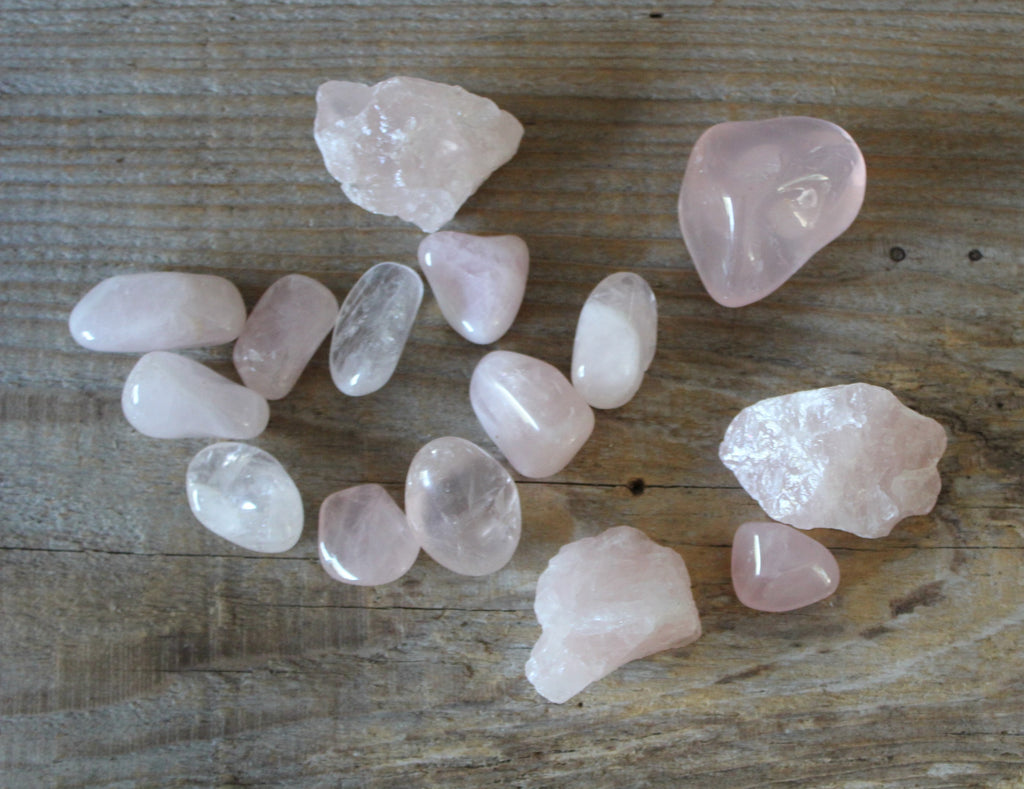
left=318, top=484, right=420, bottom=586
left=69, top=272, right=246, bottom=352
left=233, top=274, right=339, bottom=400
left=678, top=116, right=866, bottom=307
left=526, top=526, right=702, bottom=704
left=417, top=231, right=529, bottom=345
left=470, top=350, right=595, bottom=479
left=731, top=521, right=840, bottom=612
left=719, top=383, right=947, bottom=538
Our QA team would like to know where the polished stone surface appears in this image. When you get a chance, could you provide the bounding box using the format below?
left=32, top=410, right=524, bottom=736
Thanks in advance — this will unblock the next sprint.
left=678, top=116, right=866, bottom=307
left=720, top=383, right=947, bottom=538
left=186, top=442, right=302, bottom=553
left=314, top=76, right=524, bottom=232
left=572, top=272, right=657, bottom=409
left=233, top=274, right=339, bottom=400
left=470, top=350, right=595, bottom=479
left=122, top=351, right=269, bottom=439
left=330, top=262, right=423, bottom=396
left=731, top=521, right=840, bottom=612
left=318, top=484, right=420, bottom=586
left=417, top=231, right=529, bottom=344
left=69, top=272, right=246, bottom=352
left=526, top=526, right=702, bottom=704
left=404, top=437, right=520, bottom=576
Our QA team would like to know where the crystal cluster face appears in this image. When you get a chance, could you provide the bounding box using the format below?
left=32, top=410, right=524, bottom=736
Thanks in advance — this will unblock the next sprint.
left=314, top=76, right=524, bottom=232
left=720, top=383, right=947, bottom=538
left=678, top=116, right=866, bottom=307
left=404, top=437, right=521, bottom=576
left=417, top=231, right=529, bottom=345
left=186, top=442, right=303, bottom=553
left=526, top=526, right=702, bottom=704
left=572, top=272, right=657, bottom=409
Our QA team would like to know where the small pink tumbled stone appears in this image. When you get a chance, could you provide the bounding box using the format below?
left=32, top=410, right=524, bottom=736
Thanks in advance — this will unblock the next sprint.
left=233, top=274, right=339, bottom=400
left=731, top=521, right=840, bottom=612
left=678, top=116, right=866, bottom=307
left=318, top=484, right=420, bottom=586
left=469, top=350, right=595, bottom=479
left=417, top=231, right=529, bottom=344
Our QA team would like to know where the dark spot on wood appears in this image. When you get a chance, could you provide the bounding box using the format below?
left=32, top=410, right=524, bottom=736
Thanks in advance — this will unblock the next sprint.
left=716, top=663, right=772, bottom=684
left=889, top=246, right=906, bottom=262
left=649, top=12, right=664, bottom=18
left=890, top=580, right=945, bottom=617
left=996, top=401, right=1004, bottom=409
left=627, top=477, right=645, bottom=496
left=968, top=249, right=983, bottom=261
left=861, top=625, right=891, bottom=639
left=577, top=701, right=583, bottom=708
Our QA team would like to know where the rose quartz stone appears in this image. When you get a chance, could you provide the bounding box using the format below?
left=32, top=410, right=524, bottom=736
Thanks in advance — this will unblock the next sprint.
left=571, top=272, right=657, bottom=409
left=417, top=231, right=529, bottom=345
left=719, top=383, right=947, bottom=538
left=318, top=484, right=420, bottom=586
left=314, top=76, right=524, bottom=232
left=526, top=526, right=702, bottom=704
left=69, top=272, right=246, bottom=352
left=122, top=351, right=269, bottom=439
left=233, top=274, right=339, bottom=400
left=404, top=437, right=521, bottom=576
left=330, top=262, right=423, bottom=396
left=731, top=521, right=840, bottom=612
left=678, top=116, right=866, bottom=307
left=470, top=350, right=595, bottom=479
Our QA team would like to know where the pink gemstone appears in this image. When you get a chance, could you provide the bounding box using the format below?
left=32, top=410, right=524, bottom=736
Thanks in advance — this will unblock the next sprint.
left=417, top=231, right=529, bottom=345
left=233, top=274, right=339, bottom=400
left=678, top=116, right=866, bottom=307
left=318, top=484, right=420, bottom=586
left=731, top=521, right=840, bottom=612
left=469, top=350, right=595, bottom=479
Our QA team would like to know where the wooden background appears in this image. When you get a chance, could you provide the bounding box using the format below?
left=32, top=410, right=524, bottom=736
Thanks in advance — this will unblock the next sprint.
left=3, top=1, right=1024, bottom=786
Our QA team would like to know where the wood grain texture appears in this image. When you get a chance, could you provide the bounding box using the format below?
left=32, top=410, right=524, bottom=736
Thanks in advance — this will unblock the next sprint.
left=2, top=0, right=1024, bottom=786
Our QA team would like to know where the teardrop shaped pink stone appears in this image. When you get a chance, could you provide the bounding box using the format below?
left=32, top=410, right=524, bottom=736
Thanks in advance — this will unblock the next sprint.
left=731, top=521, right=839, bottom=612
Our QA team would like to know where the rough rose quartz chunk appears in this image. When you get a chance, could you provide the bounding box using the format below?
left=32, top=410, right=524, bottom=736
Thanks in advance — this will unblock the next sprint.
left=719, top=383, right=947, bottom=538
left=526, top=526, right=702, bottom=704
left=314, top=76, right=524, bottom=232
left=69, top=272, right=246, bottom=352
left=318, top=484, right=420, bottom=585
left=417, top=231, right=529, bottom=344
left=470, top=350, right=595, bottom=478
left=233, top=274, right=339, bottom=400
left=330, top=262, right=423, bottom=396
left=731, top=521, right=840, bottom=612
left=186, top=442, right=303, bottom=553
left=122, top=351, right=269, bottom=439
left=404, top=437, right=521, bottom=576
left=572, top=272, right=657, bottom=409
left=678, top=116, right=866, bottom=307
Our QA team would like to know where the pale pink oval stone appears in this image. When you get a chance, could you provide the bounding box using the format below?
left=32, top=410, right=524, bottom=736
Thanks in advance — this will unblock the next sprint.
left=69, top=272, right=246, bottom=352
left=233, top=274, right=339, bottom=400
left=318, top=484, right=420, bottom=586
left=572, top=272, right=657, bottom=409
left=731, top=521, right=840, bottom=612
left=678, top=116, right=866, bottom=307
left=417, top=231, right=529, bottom=344
left=404, top=437, right=521, bottom=576
left=122, top=351, right=269, bottom=439
left=469, top=351, right=595, bottom=479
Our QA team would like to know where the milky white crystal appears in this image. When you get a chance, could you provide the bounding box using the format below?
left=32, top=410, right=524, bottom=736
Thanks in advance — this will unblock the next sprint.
left=572, top=272, right=657, bottom=409
left=319, top=484, right=420, bottom=586
left=417, top=231, right=529, bottom=344
left=233, top=274, right=339, bottom=400
left=186, top=442, right=302, bottom=553
left=405, top=437, right=521, bottom=576
left=69, top=272, right=246, bottom=352
left=526, top=526, right=702, bottom=704
left=719, top=383, right=947, bottom=538
left=314, top=76, right=524, bottom=232
left=330, top=262, right=423, bottom=396
left=122, top=351, right=269, bottom=439
left=678, top=116, right=866, bottom=307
